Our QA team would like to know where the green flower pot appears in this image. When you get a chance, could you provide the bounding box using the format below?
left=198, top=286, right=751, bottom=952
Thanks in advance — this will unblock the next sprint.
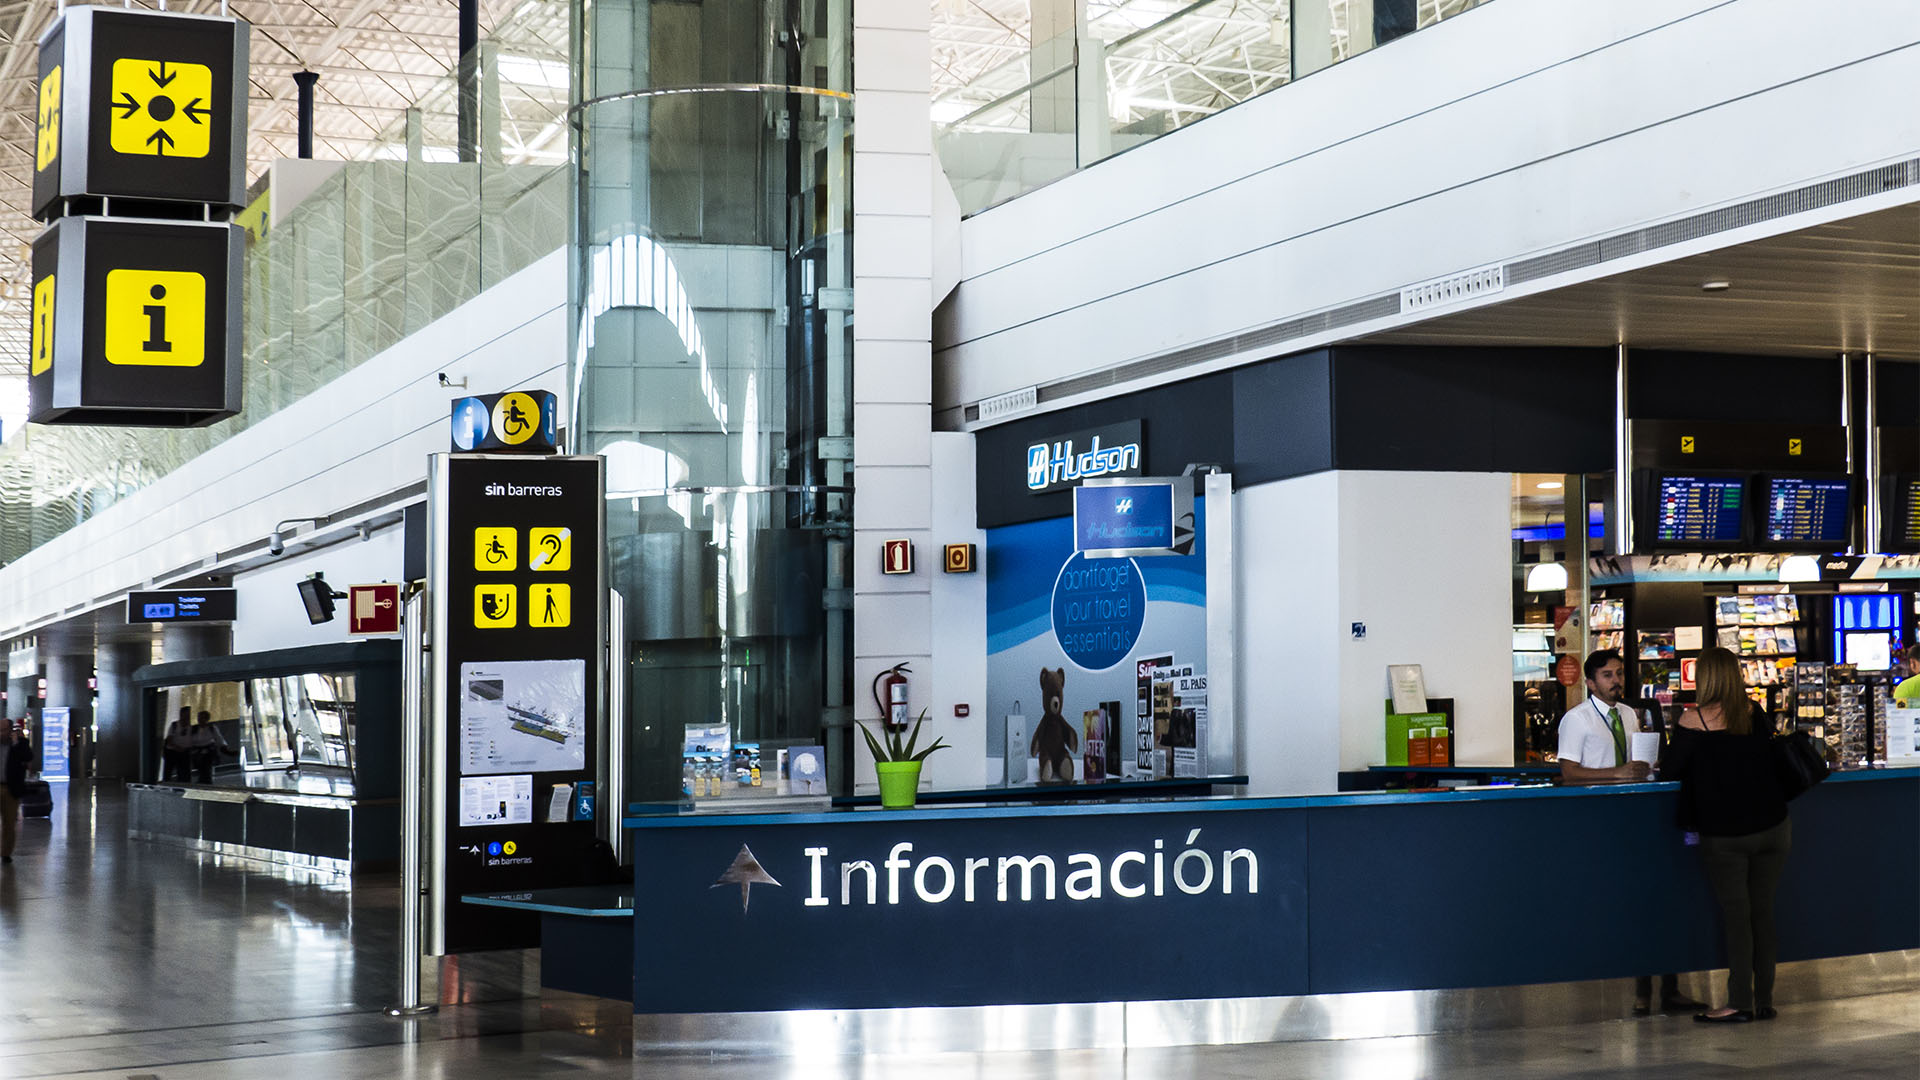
left=875, top=760, right=923, bottom=808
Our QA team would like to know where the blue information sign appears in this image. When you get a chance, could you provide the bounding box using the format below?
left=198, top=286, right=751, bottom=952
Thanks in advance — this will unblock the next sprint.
left=1072, top=479, right=1193, bottom=557
left=40, top=706, right=71, bottom=782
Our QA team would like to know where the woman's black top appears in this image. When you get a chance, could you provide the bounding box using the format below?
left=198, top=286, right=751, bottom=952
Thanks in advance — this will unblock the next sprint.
left=1660, top=719, right=1788, bottom=837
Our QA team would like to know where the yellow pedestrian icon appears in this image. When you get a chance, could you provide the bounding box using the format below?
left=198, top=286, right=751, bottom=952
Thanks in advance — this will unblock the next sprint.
left=474, top=584, right=516, bottom=628
left=104, top=269, right=205, bottom=367
left=530, top=584, right=571, bottom=628
left=36, top=66, right=59, bottom=171
left=474, top=527, right=516, bottom=571
left=529, top=527, right=572, bottom=571
left=492, top=392, right=541, bottom=445
left=30, top=274, right=54, bottom=376
left=110, top=58, right=215, bottom=158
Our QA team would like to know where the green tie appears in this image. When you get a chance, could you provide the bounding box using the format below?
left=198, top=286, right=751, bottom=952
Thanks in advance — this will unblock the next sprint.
left=1606, top=706, right=1628, bottom=766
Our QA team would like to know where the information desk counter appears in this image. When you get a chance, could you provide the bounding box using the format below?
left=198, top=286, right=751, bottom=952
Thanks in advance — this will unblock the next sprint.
left=620, top=769, right=1918, bottom=1013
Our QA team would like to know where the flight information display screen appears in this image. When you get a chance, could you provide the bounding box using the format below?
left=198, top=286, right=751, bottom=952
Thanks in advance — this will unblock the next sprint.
left=1896, top=479, right=1920, bottom=551
left=1763, top=475, right=1849, bottom=547
left=1653, top=474, right=1747, bottom=545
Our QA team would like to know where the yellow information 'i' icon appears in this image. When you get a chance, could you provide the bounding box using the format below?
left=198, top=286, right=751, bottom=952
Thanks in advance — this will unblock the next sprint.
left=529, top=527, right=572, bottom=571
left=109, top=59, right=215, bottom=158
left=30, top=274, right=54, bottom=376
left=492, top=392, right=542, bottom=446
left=36, top=66, right=59, bottom=171
left=529, top=583, right=571, bottom=628
left=104, top=269, right=206, bottom=367
left=474, top=527, right=516, bottom=571
left=474, top=584, right=516, bottom=628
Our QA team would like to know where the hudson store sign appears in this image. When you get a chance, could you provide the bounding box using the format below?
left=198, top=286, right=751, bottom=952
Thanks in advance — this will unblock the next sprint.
left=1025, top=420, right=1144, bottom=493
left=628, top=806, right=1310, bottom=1013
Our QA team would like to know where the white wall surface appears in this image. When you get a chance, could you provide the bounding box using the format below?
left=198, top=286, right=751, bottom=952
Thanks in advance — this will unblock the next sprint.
left=1236, top=471, right=1343, bottom=796
left=228, top=525, right=407, bottom=654
left=1236, top=470, right=1511, bottom=795
left=0, top=249, right=567, bottom=641
left=920, top=431, right=988, bottom=789
left=936, top=0, right=1920, bottom=413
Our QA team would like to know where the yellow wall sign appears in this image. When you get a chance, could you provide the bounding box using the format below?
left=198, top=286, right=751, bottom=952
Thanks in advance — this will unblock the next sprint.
left=109, top=59, right=214, bottom=158
left=474, top=584, right=516, bottom=628
left=1788, top=438, right=1803, bottom=456
left=529, top=584, right=571, bottom=628
left=1679, top=435, right=1695, bottom=454
left=30, top=274, right=54, bottom=376
left=474, top=527, right=516, bottom=571
left=529, top=527, right=572, bottom=571
left=103, top=268, right=205, bottom=366
left=36, top=66, right=59, bottom=170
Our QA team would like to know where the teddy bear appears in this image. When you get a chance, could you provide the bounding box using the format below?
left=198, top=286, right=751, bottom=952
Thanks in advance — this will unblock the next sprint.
left=1030, top=667, right=1079, bottom=783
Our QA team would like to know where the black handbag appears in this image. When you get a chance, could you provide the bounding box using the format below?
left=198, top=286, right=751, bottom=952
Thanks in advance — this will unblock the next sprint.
left=1773, top=730, right=1831, bottom=800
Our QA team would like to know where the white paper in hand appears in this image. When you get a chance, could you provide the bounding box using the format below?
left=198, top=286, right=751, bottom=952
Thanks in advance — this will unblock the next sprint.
left=1630, top=732, right=1661, bottom=766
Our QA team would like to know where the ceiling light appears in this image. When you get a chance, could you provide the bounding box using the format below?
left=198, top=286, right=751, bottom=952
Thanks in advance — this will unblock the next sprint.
left=1525, top=562, right=1569, bottom=592
left=1536, top=481, right=1563, bottom=490
left=1700, top=280, right=1732, bottom=292
left=1778, top=555, right=1820, bottom=583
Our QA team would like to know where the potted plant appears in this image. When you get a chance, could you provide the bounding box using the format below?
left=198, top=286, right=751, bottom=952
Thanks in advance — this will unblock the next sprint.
left=859, top=709, right=948, bottom=809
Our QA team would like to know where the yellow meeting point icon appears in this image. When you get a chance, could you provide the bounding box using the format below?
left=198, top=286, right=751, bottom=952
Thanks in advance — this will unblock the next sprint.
left=474, top=584, right=516, bottom=628
left=36, top=66, right=59, bottom=171
left=30, top=274, right=54, bottom=376
left=104, top=269, right=206, bottom=367
left=529, top=527, right=572, bottom=571
left=529, top=583, right=571, bottom=629
left=474, top=527, right=516, bottom=571
left=109, top=59, right=215, bottom=158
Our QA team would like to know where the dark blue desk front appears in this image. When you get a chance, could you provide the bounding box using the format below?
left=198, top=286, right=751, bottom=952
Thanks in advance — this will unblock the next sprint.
left=622, top=770, right=1919, bottom=1013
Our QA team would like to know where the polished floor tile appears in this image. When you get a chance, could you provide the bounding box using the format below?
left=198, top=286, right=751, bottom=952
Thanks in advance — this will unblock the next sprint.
left=3, top=783, right=1915, bottom=1079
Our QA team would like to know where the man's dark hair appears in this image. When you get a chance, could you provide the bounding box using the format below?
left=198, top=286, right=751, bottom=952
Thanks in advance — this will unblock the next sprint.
left=1584, top=649, right=1625, bottom=682
left=196, top=710, right=212, bottom=724
left=1905, top=644, right=1920, bottom=664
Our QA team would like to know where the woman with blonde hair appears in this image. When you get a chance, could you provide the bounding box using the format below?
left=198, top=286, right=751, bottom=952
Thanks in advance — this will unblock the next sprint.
left=1662, top=646, right=1791, bottom=1023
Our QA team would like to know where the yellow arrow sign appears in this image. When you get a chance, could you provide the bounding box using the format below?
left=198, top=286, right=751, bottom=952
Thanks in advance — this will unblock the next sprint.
left=109, top=58, right=214, bottom=158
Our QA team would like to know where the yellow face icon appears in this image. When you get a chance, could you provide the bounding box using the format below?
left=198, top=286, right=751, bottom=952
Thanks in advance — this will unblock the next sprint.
left=109, top=58, right=214, bottom=158
left=491, top=392, right=542, bottom=445
left=474, top=584, right=516, bottom=628
left=30, top=274, right=54, bottom=376
left=36, top=66, right=60, bottom=171
left=529, top=583, right=571, bottom=628
left=474, top=527, right=516, bottom=570
left=528, top=527, right=572, bottom=571
left=104, top=269, right=206, bottom=367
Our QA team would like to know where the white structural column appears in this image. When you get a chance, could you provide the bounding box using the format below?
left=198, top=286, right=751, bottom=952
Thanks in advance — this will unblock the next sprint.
left=850, top=0, right=937, bottom=776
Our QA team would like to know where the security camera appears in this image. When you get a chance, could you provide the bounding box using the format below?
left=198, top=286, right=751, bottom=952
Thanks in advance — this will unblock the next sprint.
left=437, top=372, right=468, bottom=389
left=267, top=532, right=285, bottom=556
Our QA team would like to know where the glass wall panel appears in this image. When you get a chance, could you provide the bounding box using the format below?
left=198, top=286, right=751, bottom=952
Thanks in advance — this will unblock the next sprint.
left=576, top=0, right=854, bottom=804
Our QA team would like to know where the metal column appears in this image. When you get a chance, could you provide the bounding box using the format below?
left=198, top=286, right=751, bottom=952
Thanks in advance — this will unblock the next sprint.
left=1613, top=344, right=1633, bottom=556
left=1865, top=352, right=1881, bottom=553
left=387, top=587, right=437, bottom=1017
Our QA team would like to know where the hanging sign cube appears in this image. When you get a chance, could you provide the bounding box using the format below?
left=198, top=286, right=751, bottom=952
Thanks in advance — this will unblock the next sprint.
left=28, top=215, right=243, bottom=426
left=33, top=7, right=249, bottom=216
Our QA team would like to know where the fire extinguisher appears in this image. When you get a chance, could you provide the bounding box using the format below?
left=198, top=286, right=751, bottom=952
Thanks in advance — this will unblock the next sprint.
left=872, top=662, right=911, bottom=731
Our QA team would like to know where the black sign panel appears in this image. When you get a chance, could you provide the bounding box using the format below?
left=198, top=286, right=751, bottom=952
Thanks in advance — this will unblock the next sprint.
left=33, top=7, right=248, bottom=216
left=28, top=215, right=243, bottom=427
left=127, top=589, right=237, bottom=623
left=433, top=454, right=606, bottom=953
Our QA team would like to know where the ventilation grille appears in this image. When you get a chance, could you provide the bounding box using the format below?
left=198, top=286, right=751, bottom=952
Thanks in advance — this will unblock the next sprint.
left=972, top=156, right=1920, bottom=423
left=976, top=386, right=1037, bottom=421
left=1403, top=264, right=1504, bottom=312
left=1036, top=294, right=1401, bottom=405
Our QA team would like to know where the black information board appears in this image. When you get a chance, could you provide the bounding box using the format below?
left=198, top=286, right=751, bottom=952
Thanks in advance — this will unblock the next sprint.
left=1891, top=477, right=1920, bottom=552
left=1650, top=473, right=1748, bottom=546
left=127, top=588, right=235, bottom=622
left=431, top=454, right=606, bottom=953
left=1760, top=474, right=1850, bottom=549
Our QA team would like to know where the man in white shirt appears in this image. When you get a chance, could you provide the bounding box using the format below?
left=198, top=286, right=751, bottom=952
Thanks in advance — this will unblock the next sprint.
left=1556, top=649, right=1700, bottom=1016
left=1557, top=650, right=1651, bottom=783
